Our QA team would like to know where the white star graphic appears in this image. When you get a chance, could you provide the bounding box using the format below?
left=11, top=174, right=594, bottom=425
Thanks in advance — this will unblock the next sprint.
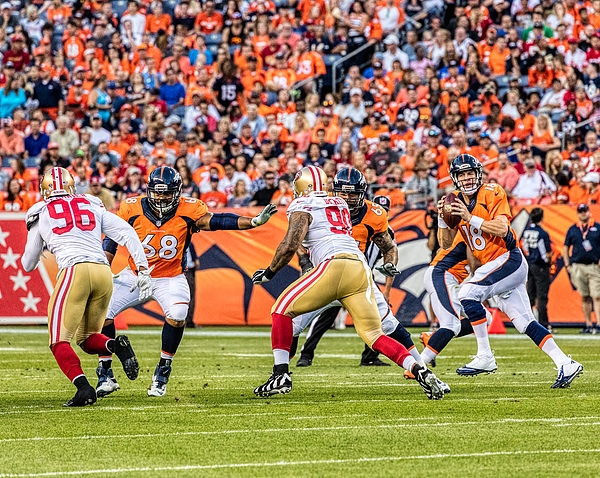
left=0, top=226, right=8, bottom=248
left=10, top=270, right=30, bottom=291
left=1, top=248, right=20, bottom=269
left=20, top=291, right=41, bottom=313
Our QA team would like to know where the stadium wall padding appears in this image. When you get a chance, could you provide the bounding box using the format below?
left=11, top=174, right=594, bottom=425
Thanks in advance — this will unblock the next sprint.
left=0, top=205, right=590, bottom=326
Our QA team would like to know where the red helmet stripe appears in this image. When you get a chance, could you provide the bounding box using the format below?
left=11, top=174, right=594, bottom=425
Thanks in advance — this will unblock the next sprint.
left=52, top=168, right=62, bottom=192
left=308, top=166, right=320, bottom=191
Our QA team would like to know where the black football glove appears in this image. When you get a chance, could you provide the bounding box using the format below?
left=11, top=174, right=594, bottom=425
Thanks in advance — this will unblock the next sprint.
left=252, top=267, right=276, bottom=284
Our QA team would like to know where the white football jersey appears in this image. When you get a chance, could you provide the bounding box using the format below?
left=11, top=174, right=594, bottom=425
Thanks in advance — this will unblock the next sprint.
left=22, top=194, right=148, bottom=272
left=287, top=192, right=364, bottom=266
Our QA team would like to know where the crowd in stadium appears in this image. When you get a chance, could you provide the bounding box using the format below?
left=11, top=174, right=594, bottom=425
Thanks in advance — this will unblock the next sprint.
left=1, top=0, right=600, bottom=213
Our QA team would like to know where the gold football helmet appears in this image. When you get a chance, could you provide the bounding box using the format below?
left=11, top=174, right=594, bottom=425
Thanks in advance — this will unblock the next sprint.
left=40, top=167, right=75, bottom=199
left=292, top=166, right=328, bottom=198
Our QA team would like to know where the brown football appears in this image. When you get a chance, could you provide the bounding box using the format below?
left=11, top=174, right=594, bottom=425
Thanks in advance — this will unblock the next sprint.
left=441, top=192, right=461, bottom=229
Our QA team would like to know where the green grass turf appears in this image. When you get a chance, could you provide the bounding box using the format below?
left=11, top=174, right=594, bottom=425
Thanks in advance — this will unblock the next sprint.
left=0, top=327, right=598, bottom=478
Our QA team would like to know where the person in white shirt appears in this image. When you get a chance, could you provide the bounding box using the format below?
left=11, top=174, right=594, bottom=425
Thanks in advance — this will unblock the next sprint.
left=383, top=34, right=409, bottom=71
left=377, top=0, right=401, bottom=34
left=501, top=90, right=521, bottom=119
left=511, top=158, right=557, bottom=201
left=453, top=27, right=476, bottom=61
left=539, top=78, right=567, bottom=115
left=342, top=88, right=368, bottom=124
left=218, top=161, right=252, bottom=195
left=120, top=1, right=146, bottom=46
left=89, top=114, right=111, bottom=145
left=564, top=37, right=587, bottom=70
left=21, top=167, right=151, bottom=407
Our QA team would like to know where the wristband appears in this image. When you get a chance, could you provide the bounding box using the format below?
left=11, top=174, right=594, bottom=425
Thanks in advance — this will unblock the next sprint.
left=469, top=215, right=484, bottom=230
left=265, top=267, right=276, bottom=280
left=438, top=215, right=448, bottom=229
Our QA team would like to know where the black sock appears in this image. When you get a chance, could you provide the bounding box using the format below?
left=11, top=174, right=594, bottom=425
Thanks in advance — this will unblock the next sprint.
left=99, top=322, right=116, bottom=370
left=273, top=363, right=289, bottom=374
left=101, top=322, right=116, bottom=339
left=290, top=336, right=299, bottom=358
left=160, top=322, right=185, bottom=366
left=73, top=376, right=90, bottom=390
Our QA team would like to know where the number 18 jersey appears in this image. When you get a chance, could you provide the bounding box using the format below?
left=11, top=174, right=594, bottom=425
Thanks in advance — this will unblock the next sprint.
left=287, top=192, right=364, bottom=266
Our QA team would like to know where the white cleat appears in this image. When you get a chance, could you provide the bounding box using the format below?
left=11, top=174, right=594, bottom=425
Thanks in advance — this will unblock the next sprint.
left=551, top=359, right=583, bottom=388
left=456, top=352, right=498, bottom=376
left=147, top=364, right=171, bottom=397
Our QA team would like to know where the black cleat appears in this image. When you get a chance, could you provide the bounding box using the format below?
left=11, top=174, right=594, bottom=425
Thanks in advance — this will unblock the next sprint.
left=113, top=335, right=139, bottom=380
left=254, top=372, right=292, bottom=397
left=412, top=364, right=444, bottom=400
left=296, top=356, right=312, bottom=367
left=63, top=384, right=97, bottom=407
left=360, top=358, right=391, bottom=366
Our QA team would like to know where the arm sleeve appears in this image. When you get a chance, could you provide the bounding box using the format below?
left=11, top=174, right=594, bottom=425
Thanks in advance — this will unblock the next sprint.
left=101, top=209, right=149, bottom=270
left=21, top=223, right=44, bottom=272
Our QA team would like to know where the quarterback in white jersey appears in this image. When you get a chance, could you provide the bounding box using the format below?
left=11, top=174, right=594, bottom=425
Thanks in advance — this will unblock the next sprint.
left=21, top=167, right=152, bottom=407
left=252, top=165, right=444, bottom=399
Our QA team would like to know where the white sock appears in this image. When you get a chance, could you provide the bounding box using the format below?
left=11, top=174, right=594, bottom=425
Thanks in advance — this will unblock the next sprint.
left=409, top=346, right=426, bottom=367
left=402, top=355, right=417, bottom=371
left=473, top=322, right=492, bottom=356
left=541, top=338, right=571, bottom=368
left=421, top=348, right=438, bottom=366
left=273, top=349, right=289, bottom=366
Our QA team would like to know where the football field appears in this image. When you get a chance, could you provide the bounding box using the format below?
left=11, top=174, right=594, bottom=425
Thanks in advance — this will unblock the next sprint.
left=0, top=326, right=599, bottom=478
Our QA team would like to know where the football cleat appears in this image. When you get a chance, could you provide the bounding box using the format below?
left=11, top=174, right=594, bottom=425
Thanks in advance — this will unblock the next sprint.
left=95, top=366, right=120, bottom=397
left=360, top=358, right=391, bottom=366
left=456, top=352, right=497, bottom=376
left=412, top=364, right=444, bottom=400
left=551, top=359, right=583, bottom=389
left=113, top=335, right=139, bottom=380
left=420, top=331, right=436, bottom=367
left=296, top=356, right=312, bottom=367
left=254, top=372, right=292, bottom=397
left=64, top=384, right=97, bottom=407
left=404, top=369, right=450, bottom=393
left=147, top=364, right=172, bottom=397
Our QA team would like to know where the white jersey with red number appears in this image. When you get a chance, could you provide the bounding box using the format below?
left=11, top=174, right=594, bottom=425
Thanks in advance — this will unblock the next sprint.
left=22, top=194, right=148, bottom=272
left=286, top=192, right=364, bottom=265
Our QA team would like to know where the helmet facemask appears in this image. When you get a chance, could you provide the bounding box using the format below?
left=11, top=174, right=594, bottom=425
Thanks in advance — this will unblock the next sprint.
left=452, top=168, right=482, bottom=195
left=334, top=187, right=365, bottom=214
left=148, top=183, right=180, bottom=218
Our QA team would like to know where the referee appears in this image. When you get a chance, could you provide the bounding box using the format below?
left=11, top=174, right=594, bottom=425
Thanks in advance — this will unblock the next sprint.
left=522, top=208, right=552, bottom=329
left=563, top=204, right=600, bottom=333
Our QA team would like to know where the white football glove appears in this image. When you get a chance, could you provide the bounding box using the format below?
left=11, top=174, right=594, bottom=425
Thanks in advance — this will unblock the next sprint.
left=252, top=268, right=275, bottom=284
left=251, top=204, right=278, bottom=227
left=131, top=268, right=153, bottom=301
left=376, top=262, right=401, bottom=277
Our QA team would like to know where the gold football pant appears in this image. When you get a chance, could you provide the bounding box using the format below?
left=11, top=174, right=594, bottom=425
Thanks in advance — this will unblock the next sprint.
left=48, top=262, right=113, bottom=346
left=271, top=254, right=384, bottom=347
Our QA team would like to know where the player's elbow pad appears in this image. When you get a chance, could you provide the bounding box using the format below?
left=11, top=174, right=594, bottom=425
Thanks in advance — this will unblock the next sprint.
left=103, top=236, right=119, bottom=255
left=209, top=213, right=241, bottom=230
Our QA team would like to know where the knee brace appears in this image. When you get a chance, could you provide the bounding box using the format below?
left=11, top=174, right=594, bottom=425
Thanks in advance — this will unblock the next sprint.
left=381, top=314, right=399, bottom=335
left=512, top=314, right=535, bottom=334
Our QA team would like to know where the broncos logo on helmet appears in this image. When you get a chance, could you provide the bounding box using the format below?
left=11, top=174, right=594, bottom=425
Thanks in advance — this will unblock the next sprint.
left=147, top=166, right=182, bottom=218
left=449, top=154, right=483, bottom=195
left=333, top=167, right=367, bottom=214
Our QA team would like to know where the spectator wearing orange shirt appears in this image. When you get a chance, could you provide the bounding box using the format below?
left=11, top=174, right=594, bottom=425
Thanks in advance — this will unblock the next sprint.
left=488, top=36, right=511, bottom=76
left=265, top=53, right=297, bottom=92
left=145, top=2, right=171, bottom=34
left=0, top=118, right=24, bottom=156
left=514, top=101, right=536, bottom=141
left=195, top=0, right=223, bottom=34
left=528, top=56, right=555, bottom=89
left=290, top=40, right=326, bottom=89
left=531, top=113, right=561, bottom=159
left=0, top=179, right=33, bottom=212
left=201, top=175, right=228, bottom=208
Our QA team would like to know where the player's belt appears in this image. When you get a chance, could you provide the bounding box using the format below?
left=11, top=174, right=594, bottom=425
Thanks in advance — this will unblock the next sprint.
left=329, top=253, right=361, bottom=261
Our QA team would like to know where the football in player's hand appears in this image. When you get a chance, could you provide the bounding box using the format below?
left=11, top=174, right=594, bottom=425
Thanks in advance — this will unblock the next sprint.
left=441, top=193, right=461, bottom=229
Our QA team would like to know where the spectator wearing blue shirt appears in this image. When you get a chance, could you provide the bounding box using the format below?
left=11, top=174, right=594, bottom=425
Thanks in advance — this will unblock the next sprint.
left=522, top=208, right=552, bottom=329
left=159, top=68, right=186, bottom=116
left=24, top=118, right=49, bottom=158
left=0, top=77, right=26, bottom=118
left=563, top=204, right=600, bottom=333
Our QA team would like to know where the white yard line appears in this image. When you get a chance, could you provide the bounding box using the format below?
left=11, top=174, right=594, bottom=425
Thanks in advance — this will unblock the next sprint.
left=0, top=416, right=597, bottom=445
left=2, top=448, right=600, bottom=477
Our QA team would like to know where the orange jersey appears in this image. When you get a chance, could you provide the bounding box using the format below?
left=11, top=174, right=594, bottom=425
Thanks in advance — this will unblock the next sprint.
left=117, top=196, right=208, bottom=278
left=195, top=11, right=223, bottom=34
left=351, top=199, right=388, bottom=253
left=146, top=13, right=172, bottom=33
left=456, top=183, right=517, bottom=264
left=265, top=68, right=297, bottom=89
left=430, top=233, right=469, bottom=283
left=294, top=52, right=326, bottom=82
